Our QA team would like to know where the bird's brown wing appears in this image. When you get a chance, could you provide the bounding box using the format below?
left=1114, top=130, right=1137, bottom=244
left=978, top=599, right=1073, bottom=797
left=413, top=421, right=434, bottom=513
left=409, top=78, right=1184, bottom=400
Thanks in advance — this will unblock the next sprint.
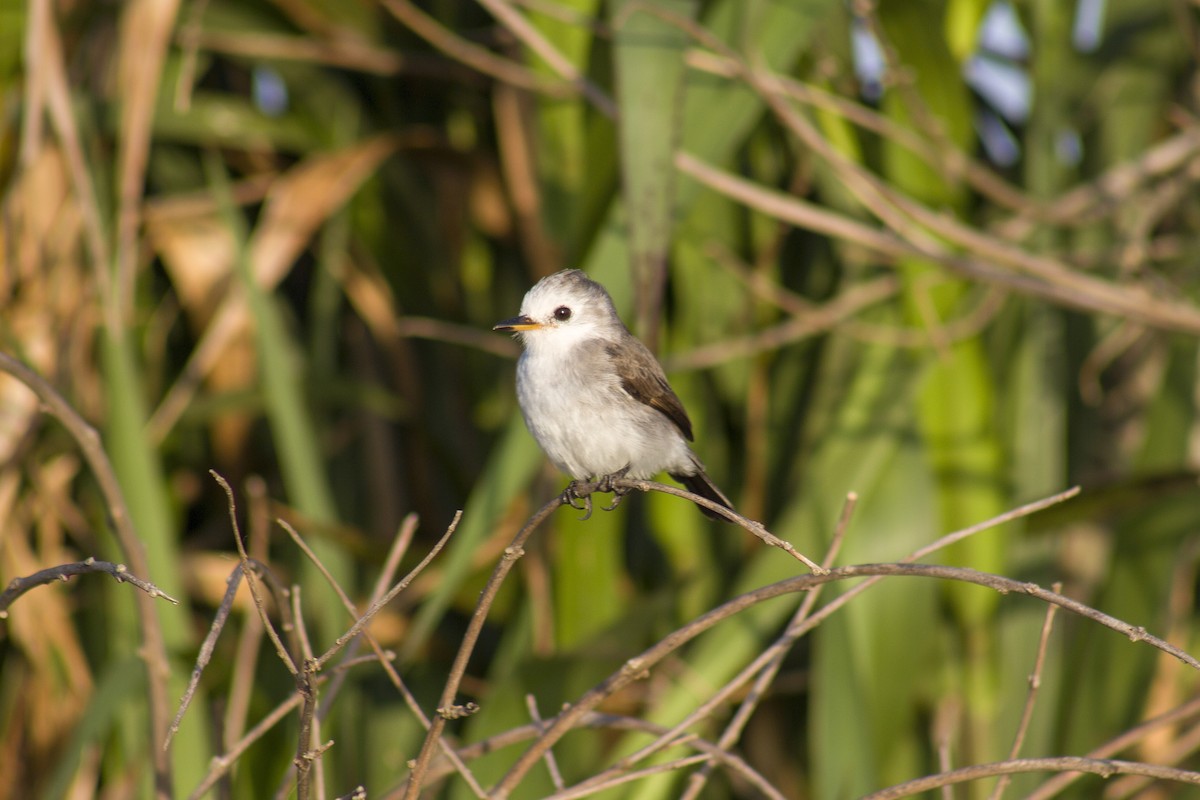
left=606, top=341, right=694, bottom=442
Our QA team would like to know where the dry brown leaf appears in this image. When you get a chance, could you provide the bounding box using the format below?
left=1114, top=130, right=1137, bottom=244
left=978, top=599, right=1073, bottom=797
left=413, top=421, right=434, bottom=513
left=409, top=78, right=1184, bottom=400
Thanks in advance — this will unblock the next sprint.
left=147, top=134, right=401, bottom=443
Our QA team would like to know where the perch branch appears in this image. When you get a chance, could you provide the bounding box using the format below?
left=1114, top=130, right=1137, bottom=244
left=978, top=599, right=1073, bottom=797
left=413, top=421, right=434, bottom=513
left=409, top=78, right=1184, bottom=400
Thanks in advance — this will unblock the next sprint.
left=570, top=476, right=826, bottom=573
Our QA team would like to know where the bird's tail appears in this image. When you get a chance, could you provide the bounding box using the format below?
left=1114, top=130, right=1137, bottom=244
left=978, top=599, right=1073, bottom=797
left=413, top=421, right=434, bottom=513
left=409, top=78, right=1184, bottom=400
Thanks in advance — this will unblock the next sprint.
left=670, top=468, right=735, bottom=522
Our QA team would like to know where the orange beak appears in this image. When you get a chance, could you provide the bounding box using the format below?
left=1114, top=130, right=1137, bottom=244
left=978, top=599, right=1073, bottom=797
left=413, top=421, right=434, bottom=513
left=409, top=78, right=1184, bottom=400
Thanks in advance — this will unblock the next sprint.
left=493, top=315, right=542, bottom=332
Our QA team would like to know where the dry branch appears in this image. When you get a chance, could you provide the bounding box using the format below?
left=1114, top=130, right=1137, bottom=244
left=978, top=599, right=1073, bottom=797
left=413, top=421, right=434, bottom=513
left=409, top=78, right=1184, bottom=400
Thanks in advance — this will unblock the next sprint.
left=0, top=558, right=179, bottom=615
left=863, top=757, right=1200, bottom=799
left=0, top=351, right=175, bottom=794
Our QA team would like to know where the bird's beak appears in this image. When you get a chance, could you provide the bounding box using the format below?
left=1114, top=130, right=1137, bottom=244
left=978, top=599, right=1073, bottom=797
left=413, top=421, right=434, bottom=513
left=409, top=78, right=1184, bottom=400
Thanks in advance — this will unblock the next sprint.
left=494, top=315, right=542, bottom=332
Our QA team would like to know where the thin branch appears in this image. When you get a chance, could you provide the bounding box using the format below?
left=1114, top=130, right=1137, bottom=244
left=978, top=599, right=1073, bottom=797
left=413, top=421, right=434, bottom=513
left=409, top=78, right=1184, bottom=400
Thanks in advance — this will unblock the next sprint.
left=989, top=583, right=1062, bottom=800
left=663, top=277, right=900, bottom=371
left=312, top=513, right=418, bottom=718
left=575, top=492, right=857, bottom=800
left=525, top=695, right=565, bottom=792
left=380, top=0, right=577, bottom=100
left=290, top=585, right=320, bottom=800
left=862, top=757, right=1200, bottom=799
left=165, top=558, right=290, bottom=750
left=573, top=477, right=826, bottom=572
left=407, top=711, right=785, bottom=800
left=311, top=512, right=461, bottom=669
left=0, top=352, right=174, bottom=790
left=0, top=558, right=178, bottom=615
left=546, top=754, right=714, bottom=800
left=189, top=693, right=305, bottom=800
left=401, top=493, right=565, bottom=798
left=212, top=472, right=298, bottom=673
left=1025, top=683, right=1200, bottom=799
left=223, top=475, right=272, bottom=758
left=545, top=489, right=1080, bottom=799
left=274, top=511, right=487, bottom=797
left=472, top=0, right=616, bottom=116
left=186, top=658, right=380, bottom=800
left=678, top=492, right=858, bottom=800
left=490, top=557, right=1196, bottom=796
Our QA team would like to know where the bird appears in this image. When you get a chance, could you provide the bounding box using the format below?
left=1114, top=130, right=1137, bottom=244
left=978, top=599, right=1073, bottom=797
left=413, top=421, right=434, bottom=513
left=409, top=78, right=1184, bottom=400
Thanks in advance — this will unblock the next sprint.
left=494, top=269, right=734, bottom=521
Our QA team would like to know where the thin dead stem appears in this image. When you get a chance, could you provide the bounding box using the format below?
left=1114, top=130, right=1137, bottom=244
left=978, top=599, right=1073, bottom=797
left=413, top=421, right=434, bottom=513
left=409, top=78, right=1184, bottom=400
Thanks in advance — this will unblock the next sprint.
left=578, top=476, right=827, bottom=572
left=989, top=584, right=1062, bottom=800
left=862, top=757, right=1200, bottom=799
left=678, top=492, right=858, bottom=800
left=0, top=558, right=178, bottom=615
left=405, top=711, right=784, bottom=800
left=401, top=493, right=564, bottom=798
left=0, top=352, right=174, bottom=793
left=489, top=553, right=1190, bottom=798
left=380, top=0, right=577, bottom=100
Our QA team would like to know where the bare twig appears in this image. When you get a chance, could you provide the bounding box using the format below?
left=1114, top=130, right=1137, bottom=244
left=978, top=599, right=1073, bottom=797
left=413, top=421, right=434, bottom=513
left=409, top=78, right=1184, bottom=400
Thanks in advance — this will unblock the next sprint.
left=525, top=695, right=565, bottom=791
left=0, top=557, right=178, bottom=615
left=1025, top=680, right=1200, bottom=798
left=165, top=558, right=291, bottom=750
left=408, top=711, right=785, bottom=800
left=185, top=657, right=382, bottom=800
left=169, top=474, right=297, bottom=752
left=289, top=585, right=321, bottom=800
left=380, top=0, right=577, bottom=100
left=571, top=476, right=826, bottom=572
left=567, top=492, right=857, bottom=800
left=312, top=513, right=418, bottom=717
left=311, top=512, right=462, bottom=670
left=401, top=493, right=565, bottom=798
left=989, top=583, right=1063, bottom=800
left=547, top=754, right=714, bottom=800
left=212, top=472, right=298, bottom=673
left=490, top=555, right=1196, bottom=797
left=190, top=693, right=305, bottom=800
left=0, top=352, right=174, bottom=792
left=223, top=476, right=272, bottom=759
left=275, top=511, right=486, bottom=797
left=678, top=492, right=858, bottom=800
left=862, top=757, right=1200, bottom=799
left=472, top=0, right=616, bottom=116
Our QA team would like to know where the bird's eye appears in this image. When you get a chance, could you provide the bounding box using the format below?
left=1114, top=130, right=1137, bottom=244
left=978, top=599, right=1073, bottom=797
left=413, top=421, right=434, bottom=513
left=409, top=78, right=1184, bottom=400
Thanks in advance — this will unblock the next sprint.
left=553, top=306, right=572, bottom=322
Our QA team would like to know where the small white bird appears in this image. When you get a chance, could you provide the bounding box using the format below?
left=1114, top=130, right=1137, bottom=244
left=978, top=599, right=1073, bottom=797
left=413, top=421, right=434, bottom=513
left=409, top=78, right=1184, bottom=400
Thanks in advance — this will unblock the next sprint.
left=494, top=269, right=733, bottom=520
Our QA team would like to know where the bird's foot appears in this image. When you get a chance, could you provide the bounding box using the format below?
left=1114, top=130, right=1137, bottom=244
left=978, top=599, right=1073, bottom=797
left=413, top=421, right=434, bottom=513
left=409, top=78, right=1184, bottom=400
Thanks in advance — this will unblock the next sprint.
left=562, top=481, right=594, bottom=521
left=597, top=468, right=632, bottom=511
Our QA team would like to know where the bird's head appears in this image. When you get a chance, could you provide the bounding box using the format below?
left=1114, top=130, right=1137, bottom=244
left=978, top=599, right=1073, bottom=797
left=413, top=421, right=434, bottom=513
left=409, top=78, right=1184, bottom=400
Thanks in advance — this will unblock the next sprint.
left=493, top=270, right=623, bottom=352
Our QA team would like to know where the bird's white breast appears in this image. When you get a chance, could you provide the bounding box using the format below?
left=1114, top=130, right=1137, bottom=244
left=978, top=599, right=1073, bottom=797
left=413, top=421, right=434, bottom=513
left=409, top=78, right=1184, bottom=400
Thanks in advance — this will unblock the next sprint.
left=515, top=334, right=692, bottom=480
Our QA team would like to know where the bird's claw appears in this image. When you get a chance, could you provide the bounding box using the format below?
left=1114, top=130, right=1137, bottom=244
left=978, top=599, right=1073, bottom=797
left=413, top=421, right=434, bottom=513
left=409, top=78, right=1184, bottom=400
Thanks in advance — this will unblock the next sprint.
left=563, top=481, right=594, bottom=521
left=597, top=469, right=632, bottom=512
left=563, top=472, right=635, bottom=520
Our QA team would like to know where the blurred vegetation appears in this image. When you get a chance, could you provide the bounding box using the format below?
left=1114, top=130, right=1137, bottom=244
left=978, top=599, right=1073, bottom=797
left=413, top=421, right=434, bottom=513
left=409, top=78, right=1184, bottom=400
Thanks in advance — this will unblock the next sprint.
left=3, top=0, right=1200, bottom=797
